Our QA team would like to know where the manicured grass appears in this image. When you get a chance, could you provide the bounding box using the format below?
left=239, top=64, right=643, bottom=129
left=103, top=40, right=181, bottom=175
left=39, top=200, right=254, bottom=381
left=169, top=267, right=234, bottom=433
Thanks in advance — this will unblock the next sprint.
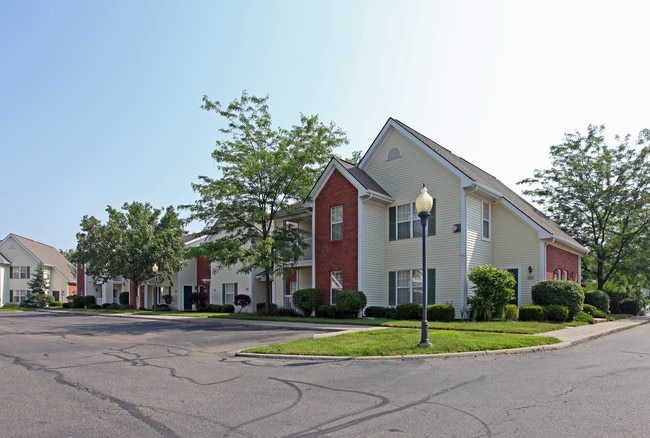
left=242, top=328, right=561, bottom=357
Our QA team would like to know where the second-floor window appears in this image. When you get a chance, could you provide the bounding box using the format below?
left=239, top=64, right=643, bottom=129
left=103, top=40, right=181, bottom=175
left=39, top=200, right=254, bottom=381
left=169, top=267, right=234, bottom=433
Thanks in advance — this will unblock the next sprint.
left=389, top=202, right=436, bottom=241
left=331, top=205, right=343, bottom=241
left=482, top=201, right=491, bottom=240
left=10, top=266, right=30, bottom=279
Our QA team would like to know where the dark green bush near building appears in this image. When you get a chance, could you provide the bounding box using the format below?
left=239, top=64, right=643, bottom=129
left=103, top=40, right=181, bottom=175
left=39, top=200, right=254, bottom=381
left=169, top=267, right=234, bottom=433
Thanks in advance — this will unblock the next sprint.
left=395, top=303, right=421, bottom=320
left=427, top=304, right=455, bottom=322
left=544, top=304, right=569, bottom=322
left=315, top=304, right=340, bottom=318
left=206, top=304, right=222, bottom=312
left=88, top=304, right=101, bottom=309
left=335, top=290, right=367, bottom=318
left=532, top=280, right=584, bottom=319
left=71, top=295, right=86, bottom=308
left=619, top=298, right=643, bottom=315
left=84, top=296, right=96, bottom=307
left=364, top=306, right=389, bottom=318
left=62, top=302, right=72, bottom=308
left=50, top=301, right=62, bottom=307
left=118, top=304, right=132, bottom=310
left=606, top=291, right=629, bottom=313
left=275, top=307, right=300, bottom=317
left=119, top=292, right=130, bottom=305
left=101, top=303, right=112, bottom=309
left=108, top=303, right=121, bottom=310
left=156, top=304, right=170, bottom=311
left=256, top=302, right=278, bottom=316
left=519, top=305, right=545, bottom=321
left=222, top=304, right=235, bottom=313
left=584, top=290, right=610, bottom=313
left=292, top=288, right=323, bottom=316
left=504, top=304, right=519, bottom=321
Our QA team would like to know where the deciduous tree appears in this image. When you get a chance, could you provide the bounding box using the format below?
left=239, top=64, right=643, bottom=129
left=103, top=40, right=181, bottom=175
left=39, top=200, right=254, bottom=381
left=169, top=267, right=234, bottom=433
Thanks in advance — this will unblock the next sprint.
left=182, top=91, right=348, bottom=314
left=519, top=125, right=650, bottom=290
left=76, top=202, right=186, bottom=309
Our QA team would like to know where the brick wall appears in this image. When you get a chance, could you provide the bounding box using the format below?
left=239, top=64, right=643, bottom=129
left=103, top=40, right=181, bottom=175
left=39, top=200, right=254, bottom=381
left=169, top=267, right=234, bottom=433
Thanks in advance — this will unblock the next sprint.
left=315, top=169, right=358, bottom=304
left=546, top=245, right=580, bottom=282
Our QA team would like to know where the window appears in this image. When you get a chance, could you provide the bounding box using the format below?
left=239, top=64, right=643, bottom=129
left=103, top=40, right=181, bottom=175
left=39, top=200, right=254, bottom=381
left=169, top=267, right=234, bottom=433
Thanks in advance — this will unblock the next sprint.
left=482, top=201, right=491, bottom=240
left=389, top=269, right=435, bottom=306
left=331, top=205, right=343, bottom=241
left=10, top=266, right=30, bottom=279
left=330, top=271, right=342, bottom=304
left=386, top=146, right=402, bottom=160
left=395, top=270, right=422, bottom=305
left=10, top=290, right=29, bottom=304
left=389, top=202, right=435, bottom=241
left=222, top=283, right=237, bottom=304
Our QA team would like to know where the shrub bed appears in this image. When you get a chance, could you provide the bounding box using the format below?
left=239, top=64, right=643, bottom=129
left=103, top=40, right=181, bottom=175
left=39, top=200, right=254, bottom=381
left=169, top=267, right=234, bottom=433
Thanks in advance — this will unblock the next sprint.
left=504, top=304, right=519, bottom=321
left=335, top=290, right=367, bottom=318
left=519, top=305, right=545, bottom=321
left=584, top=290, right=610, bottom=313
left=395, top=303, right=421, bottom=320
left=532, top=280, right=584, bottom=319
left=427, top=304, right=455, bottom=322
left=544, top=304, right=569, bottom=322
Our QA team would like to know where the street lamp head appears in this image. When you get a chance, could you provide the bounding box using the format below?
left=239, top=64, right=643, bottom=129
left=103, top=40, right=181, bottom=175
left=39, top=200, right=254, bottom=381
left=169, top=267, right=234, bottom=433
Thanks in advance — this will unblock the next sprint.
left=415, top=184, right=433, bottom=214
left=152, top=263, right=158, bottom=274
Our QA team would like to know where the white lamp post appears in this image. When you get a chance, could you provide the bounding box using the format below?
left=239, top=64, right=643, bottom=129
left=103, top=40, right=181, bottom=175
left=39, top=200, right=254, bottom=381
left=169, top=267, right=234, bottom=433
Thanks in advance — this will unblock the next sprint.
left=415, top=184, right=433, bottom=348
left=152, top=263, right=158, bottom=314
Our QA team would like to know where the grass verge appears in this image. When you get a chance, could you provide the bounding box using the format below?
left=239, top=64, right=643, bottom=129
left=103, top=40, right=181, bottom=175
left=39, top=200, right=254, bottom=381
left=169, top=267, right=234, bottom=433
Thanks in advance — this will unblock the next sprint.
left=241, top=328, right=561, bottom=357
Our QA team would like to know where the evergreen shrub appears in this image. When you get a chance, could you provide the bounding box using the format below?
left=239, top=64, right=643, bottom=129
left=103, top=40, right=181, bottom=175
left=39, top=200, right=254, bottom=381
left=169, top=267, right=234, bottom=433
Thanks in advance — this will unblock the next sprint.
left=292, top=288, right=322, bottom=316
left=584, top=290, right=610, bottom=313
left=395, top=303, right=421, bottom=320
left=119, top=292, right=130, bottom=305
left=544, top=304, right=569, bottom=322
left=619, top=298, right=643, bottom=315
left=519, top=305, right=545, bottom=321
left=335, top=290, right=367, bottom=318
left=315, top=305, right=339, bottom=318
left=532, top=280, right=584, bottom=318
left=364, top=306, right=390, bottom=318
left=427, top=304, right=455, bottom=322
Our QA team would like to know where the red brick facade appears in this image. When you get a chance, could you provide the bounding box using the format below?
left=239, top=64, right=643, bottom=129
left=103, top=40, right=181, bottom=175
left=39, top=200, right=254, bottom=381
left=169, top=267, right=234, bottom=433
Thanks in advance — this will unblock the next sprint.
left=315, top=169, right=359, bottom=304
left=546, top=245, right=580, bottom=282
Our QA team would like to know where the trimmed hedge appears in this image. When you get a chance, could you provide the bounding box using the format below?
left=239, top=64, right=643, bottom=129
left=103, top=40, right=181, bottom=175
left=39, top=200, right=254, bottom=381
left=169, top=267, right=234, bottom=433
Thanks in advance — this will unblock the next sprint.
left=395, top=303, right=421, bottom=320
left=544, top=304, right=569, bottom=322
left=364, top=306, right=389, bottom=318
left=584, top=290, right=610, bottom=313
left=315, top=304, right=340, bottom=319
left=2, top=303, right=20, bottom=310
left=583, top=303, right=607, bottom=318
left=619, top=298, right=643, bottom=315
left=256, top=302, right=278, bottom=316
left=532, top=280, right=584, bottom=319
left=427, top=304, right=455, bottom=322
left=119, top=291, right=130, bottom=305
left=519, top=305, right=545, bottom=321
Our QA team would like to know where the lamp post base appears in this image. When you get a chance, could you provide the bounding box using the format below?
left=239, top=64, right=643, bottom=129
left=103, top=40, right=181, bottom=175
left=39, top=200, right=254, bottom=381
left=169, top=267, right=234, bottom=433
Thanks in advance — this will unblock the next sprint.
left=417, top=340, right=432, bottom=348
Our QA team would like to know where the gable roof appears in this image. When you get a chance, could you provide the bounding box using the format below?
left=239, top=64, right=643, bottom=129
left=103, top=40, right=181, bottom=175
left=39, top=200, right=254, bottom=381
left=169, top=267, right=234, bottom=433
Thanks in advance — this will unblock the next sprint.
left=362, top=118, right=588, bottom=255
left=2, top=234, right=77, bottom=283
left=306, top=157, right=394, bottom=205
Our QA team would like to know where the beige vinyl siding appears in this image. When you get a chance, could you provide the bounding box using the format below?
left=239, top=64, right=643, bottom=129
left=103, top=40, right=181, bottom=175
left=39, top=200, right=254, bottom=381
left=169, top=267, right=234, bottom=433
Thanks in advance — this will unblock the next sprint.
left=213, top=263, right=250, bottom=304
left=466, top=195, right=492, bottom=268
left=492, top=203, right=540, bottom=305
left=366, top=128, right=463, bottom=306
left=362, top=200, right=387, bottom=306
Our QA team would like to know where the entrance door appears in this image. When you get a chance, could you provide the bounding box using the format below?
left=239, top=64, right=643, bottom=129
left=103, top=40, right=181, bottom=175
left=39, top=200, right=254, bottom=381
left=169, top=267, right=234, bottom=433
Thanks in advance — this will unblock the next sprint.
left=183, top=285, right=193, bottom=311
left=507, top=268, right=519, bottom=306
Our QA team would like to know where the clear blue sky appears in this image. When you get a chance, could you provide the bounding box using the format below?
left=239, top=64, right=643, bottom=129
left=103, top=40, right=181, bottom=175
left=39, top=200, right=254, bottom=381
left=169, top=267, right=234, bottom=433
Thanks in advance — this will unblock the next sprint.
left=1, top=0, right=648, bottom=251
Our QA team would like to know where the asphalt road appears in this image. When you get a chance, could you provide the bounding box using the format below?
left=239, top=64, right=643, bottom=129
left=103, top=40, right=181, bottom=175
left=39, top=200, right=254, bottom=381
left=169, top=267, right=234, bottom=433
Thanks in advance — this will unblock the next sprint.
left=1, top=312, right=649, bottom=437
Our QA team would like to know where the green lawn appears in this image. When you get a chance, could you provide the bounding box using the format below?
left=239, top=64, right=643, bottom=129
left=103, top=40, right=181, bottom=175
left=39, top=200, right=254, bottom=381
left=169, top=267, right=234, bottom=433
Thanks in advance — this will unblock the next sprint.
left=241, top=328, right=561, bottom=357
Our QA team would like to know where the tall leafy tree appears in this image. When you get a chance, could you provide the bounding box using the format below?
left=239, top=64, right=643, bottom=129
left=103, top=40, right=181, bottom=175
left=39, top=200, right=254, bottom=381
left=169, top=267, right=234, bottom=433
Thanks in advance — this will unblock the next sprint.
left=519, top=124, right=650, bottom=290
left=24, top=262, right=49, bottom=308
left=182, top=91, right=348, bottom=314
left=76, top=202, right=186, bottom=309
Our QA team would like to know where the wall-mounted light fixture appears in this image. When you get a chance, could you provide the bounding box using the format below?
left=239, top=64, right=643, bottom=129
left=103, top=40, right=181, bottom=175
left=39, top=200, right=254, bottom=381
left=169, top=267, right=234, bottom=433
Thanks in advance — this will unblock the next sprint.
left=570, top=271, right=575, bottom=279
left=528, top=266, right=533, bottom=275
left=452, top=224, right=461, bottom=233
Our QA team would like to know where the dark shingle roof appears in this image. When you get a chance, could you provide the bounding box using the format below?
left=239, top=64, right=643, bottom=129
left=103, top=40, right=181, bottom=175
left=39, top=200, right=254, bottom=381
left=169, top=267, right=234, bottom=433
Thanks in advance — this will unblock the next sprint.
left=333, top=157, right=392, bottom=198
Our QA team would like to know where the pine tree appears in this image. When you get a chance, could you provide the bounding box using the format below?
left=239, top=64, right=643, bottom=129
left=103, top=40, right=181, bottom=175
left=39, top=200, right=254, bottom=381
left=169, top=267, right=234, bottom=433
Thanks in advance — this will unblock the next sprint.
left=24, top=262, right=49, bottom=308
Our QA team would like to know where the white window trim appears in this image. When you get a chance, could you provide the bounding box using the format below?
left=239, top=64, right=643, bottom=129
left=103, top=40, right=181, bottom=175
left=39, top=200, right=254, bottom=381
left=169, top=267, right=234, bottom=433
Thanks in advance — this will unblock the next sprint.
left=395, top=269, right=423, bottom=305
left=331, top=205, right=343, bottom=241
left=330, top=271, right=342, bottom=305
left=482, top=201, right=491, bottom=241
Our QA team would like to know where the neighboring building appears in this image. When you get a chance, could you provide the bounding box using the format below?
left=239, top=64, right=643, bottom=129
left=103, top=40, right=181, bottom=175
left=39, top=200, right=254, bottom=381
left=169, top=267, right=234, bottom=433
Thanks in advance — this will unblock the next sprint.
left=272, top=118, right=588, bottom=315
left=0, top=233, right=76, bottom=305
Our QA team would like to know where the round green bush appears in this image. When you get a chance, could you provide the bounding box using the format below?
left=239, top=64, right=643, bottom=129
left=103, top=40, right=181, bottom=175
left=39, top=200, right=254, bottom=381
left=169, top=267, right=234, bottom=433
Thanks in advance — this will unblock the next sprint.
left=582, top=303, right=607, bottom=318
left=119, top=292, right=130, bottom=305
left=584, top=290, right=610, bottom=313
left=335, top=290, right=367, bottom=318
left=84, top=295, right=97, bottom=307
left=50, top=301, right=62, bottom=307
left=427, top=304, right=455, bottom=322
left=504, top=304, right=519, bottom=321
left=544, top=304, right=569, bottom=322
left=72, top=295, right=86, bottom=308
left=109, top=303, right=121, bottom=310
left=519, top=305, right=545, bottom=321
left=292, top=288, right=323, bottom=316
left=395, top=303, right=421, bottom=320
left=364, top=306, right=389, bottom=318
left=532, top=280, right=584, bottom=318
left=156, top=304, right=170, bottom=311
